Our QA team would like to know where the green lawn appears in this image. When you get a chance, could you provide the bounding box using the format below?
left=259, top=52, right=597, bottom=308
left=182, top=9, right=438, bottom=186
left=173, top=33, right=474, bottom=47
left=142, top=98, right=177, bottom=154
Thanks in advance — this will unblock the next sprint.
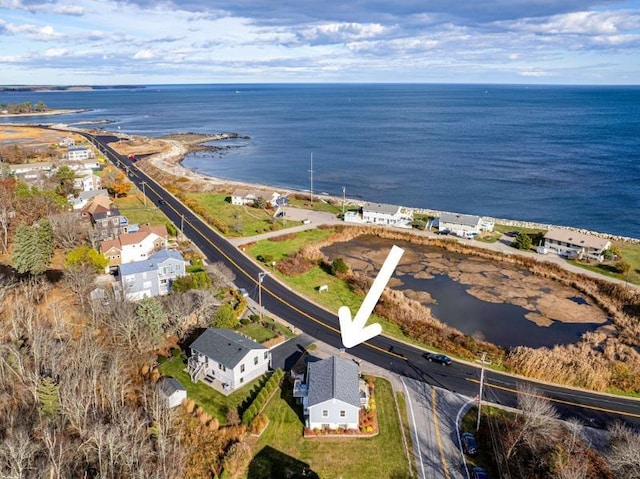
left=158, top=356, right=265, bottom=423
left=493, top=223, right=547, bottom=235
left=237, top=321, right=279, bottom=343
left=286, top=196, right=342, bottom=215
left=250, top=377, right=410, bottom=479
left=184, top=192, right=299, bottom=236
left=112, top=191, right=170, bottom=226
left=248, top=228, right=334, bottom=262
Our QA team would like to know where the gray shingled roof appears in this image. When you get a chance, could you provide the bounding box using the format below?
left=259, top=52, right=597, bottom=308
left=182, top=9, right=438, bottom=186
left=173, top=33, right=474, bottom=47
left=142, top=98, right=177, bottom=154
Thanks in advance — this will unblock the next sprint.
left=157, top=377, right=185, bottom=397
left=119, top=249, right=184, bottom=276
left=363, top=202, right=401, bottom=215
left=190, top=328, right=266, bottom=369
left=307, top=356, right=360, bottom=408
left=440, top=212, right=481, bottom=228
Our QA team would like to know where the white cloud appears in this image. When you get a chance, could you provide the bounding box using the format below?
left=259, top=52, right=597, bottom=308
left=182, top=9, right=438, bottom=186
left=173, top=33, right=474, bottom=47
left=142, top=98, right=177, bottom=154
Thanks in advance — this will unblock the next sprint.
left=133, top=49, right=155, bottom=59
left=519, top=70, right=550, bottom=77
left=44, top=47, right=68, bottom=57
left=54, top=5, right=87, bottom=16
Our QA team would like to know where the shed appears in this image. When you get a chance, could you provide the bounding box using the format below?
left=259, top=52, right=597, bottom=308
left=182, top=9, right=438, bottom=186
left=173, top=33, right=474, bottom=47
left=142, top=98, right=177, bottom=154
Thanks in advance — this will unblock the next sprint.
left=157, top=377, right=187, bottom=408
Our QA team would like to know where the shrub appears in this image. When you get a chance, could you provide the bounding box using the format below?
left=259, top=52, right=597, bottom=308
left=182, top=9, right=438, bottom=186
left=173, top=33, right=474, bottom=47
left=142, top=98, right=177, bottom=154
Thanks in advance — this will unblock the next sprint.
left=171, top=348, right=181, bottom=357
left=330, top=257, right=349, bottom=275
left=240, top=318, right=250, bottom=325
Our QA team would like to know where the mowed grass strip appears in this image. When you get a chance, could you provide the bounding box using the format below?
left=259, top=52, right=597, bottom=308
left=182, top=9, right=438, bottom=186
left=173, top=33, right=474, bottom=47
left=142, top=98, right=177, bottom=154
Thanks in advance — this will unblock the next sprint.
left=183, top=192, right=299, bottom=236
left=158, top=356, right=263, bottom=423
left=252, top=378, right=410, bottom=479
left=112, top=191, right=170, bottom=226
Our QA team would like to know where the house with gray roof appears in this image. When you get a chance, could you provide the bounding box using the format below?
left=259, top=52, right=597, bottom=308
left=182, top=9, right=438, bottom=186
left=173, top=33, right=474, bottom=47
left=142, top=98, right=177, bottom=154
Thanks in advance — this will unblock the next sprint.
left=438, top=212, right=494, bottom=237
left=303, top=356, right=362, bottom=430
left=157, top=377, right=187, bottom=408
left=344, top=202, right=413, bottom=229
left=187, top=328, right=270, bottom=392
left=118, top=249, right=186, bottom=300
left=544, top=228, right=611, bottom=262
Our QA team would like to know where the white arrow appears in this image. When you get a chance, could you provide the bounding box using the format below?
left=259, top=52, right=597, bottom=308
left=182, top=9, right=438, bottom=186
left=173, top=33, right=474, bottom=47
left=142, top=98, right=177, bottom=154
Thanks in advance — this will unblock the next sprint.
left=339, top=245, right=405, bottom=348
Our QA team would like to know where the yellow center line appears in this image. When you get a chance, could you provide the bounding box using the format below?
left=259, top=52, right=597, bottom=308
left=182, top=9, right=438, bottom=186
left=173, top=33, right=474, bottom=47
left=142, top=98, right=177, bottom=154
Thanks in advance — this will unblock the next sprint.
left=431, top=388, right=450, bottom=479
left=466, top=378, right=640, bottom=419
left=138, top=172, right=406, bottom=359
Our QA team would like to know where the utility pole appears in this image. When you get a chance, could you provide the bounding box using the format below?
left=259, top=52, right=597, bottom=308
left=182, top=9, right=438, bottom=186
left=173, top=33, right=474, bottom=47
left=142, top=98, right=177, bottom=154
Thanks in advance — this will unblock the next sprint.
left=309, top=152, right=313, bottom=206
left=342, top=186, right=346, bottom=216
left=258, top=272, right=269, bottom=321
left=141, top=181, right=147, bottom=207
left=180, top=213, right=185, bottom=240
left=476, top=352, right=490, bottom=432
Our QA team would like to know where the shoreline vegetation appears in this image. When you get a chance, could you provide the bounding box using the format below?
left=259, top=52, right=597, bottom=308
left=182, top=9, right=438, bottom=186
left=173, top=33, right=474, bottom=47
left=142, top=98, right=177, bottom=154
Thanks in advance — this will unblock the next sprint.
left=2, top=124, right=639, bottom=393
left=99, top=128, right=640, bottom=394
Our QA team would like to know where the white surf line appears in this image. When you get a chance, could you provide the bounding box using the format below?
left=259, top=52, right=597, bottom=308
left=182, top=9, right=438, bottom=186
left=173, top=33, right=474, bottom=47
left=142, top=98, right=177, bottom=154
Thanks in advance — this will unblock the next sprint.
left=402, top=377, right=427, bottom=479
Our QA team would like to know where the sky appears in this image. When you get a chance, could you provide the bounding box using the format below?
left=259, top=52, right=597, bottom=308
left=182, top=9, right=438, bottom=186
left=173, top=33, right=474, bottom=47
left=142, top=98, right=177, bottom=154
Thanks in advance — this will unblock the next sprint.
left=1, top=0, right=639, bottom=85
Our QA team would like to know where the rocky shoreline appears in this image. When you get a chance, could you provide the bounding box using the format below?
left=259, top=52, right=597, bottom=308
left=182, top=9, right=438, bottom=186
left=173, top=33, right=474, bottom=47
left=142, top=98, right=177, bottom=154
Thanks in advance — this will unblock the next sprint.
left=132, top=130, right=640, bottom=243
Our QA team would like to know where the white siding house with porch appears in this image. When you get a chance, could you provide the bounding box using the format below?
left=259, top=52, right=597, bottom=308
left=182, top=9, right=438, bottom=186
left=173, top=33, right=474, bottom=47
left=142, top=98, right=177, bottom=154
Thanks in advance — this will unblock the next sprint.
left=304, top=356, right=361, bottom=430
left=344, top=202, right=413, bottom=229
left=544, top=228, right=611, bottom=262
left=188, top=329, right=270, bottom=392
left=438, top=212, right=494, bottom=236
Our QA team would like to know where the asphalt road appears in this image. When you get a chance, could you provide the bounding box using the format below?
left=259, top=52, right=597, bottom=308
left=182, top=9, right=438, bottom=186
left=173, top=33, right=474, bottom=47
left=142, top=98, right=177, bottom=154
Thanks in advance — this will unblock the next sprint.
left=83, top=132, right=640, bottom=431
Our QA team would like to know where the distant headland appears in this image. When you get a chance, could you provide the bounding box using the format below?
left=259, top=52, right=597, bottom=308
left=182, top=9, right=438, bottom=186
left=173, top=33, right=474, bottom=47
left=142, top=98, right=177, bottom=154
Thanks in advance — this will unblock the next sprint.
left=0, top=85, right=146, bottom=92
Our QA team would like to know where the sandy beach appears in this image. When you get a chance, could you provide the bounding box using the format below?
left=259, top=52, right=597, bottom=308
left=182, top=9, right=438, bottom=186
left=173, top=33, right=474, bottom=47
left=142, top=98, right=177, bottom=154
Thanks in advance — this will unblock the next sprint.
left=0, top=109, right=89, bottom=118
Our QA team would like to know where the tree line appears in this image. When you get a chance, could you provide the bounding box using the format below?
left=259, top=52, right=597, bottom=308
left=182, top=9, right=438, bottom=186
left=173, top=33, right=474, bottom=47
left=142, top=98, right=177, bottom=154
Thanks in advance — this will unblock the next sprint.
left=0, top=101, right=48, bottom=114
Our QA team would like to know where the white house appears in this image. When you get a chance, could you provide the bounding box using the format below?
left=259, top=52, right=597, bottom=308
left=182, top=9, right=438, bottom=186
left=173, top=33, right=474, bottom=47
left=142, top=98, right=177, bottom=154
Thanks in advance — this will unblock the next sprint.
left=438, top=212, right=494, bottom=237
left=543, top=228, right=611, bottom=262
left=345, top=202, right=413, bottom=228
left=157, top=377, right=187, bottom=408
left=59, top=137, right=75, bottom=147
left=303, top=356, right=362, bottom=430
left=101, top=225, right=168, bottom=271
left=67, top=145, right=93, bottom=161
left=187, top=328, right=271, bottom=392
left=73, top=171, right=102, bottom=192
left=230, top=188, right=282, bottom=207
left=68, top=189, right=109, bottom=210
left=118, top=249, right=186, bottom=300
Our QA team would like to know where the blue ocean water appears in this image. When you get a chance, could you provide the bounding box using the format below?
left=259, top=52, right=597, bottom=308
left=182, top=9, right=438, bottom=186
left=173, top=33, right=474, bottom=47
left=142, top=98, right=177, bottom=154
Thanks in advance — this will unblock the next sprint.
left=2, top=84, right=639, bottom=238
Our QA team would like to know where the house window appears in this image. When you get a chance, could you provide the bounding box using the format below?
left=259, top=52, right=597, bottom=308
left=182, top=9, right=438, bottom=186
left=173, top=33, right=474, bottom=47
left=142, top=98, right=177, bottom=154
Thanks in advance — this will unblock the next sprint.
left=322, top=410, right=328, bottom=417
left=264, top=352, right=268, bottom=360
left=340, top=410, right=346, bottom=417
left=240, top=377, right=244, bottom=384
left=254, top=356, right=258, bottom=365
left=240, top=364, right=245, bottom=373
left=219, top=363, right=226, bottom=372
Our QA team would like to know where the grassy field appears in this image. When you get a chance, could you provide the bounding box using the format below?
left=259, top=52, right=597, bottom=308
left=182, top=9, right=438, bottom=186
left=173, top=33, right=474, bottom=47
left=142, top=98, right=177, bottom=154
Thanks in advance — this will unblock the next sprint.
left=112, top=191, right=171, bottom=227
left=286, top=196, right=343, bottom=215
left=493, top=223, right=547, bottom=235
left=184, top=192, right=300, bottom=236
left=249, top=228, right=334, bottom=262
left=236, top=318, right=295, bottom=343
left=246, top=235, right=423, bottom=344
left=158, top=356, right=264, bottom=423
left=249, top=377, right=411, bottom=479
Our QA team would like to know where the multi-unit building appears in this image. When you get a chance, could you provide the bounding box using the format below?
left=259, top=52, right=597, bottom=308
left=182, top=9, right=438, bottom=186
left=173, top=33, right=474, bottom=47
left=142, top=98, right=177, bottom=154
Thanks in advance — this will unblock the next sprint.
left=543, top=228, right=611, bottom=262
left=118, top=249, right=186, bottom=300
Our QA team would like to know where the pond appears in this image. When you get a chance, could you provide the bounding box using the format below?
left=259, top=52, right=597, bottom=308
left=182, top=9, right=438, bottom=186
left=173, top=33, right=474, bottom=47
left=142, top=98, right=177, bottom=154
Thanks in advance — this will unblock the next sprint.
left=322, top=236, right=609, bottom=349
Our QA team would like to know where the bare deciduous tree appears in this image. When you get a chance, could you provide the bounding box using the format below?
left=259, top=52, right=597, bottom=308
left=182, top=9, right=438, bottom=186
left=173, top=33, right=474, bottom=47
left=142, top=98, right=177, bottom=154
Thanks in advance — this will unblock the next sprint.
left=50, top=212, right=90, bottom=250
left=607, top=422, right=640, bottom=478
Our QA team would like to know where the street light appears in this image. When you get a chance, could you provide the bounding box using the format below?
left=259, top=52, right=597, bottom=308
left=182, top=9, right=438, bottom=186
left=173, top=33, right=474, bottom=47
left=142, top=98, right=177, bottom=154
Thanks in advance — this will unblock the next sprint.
left=258, top=272, right=269, bottom=321
left=141, top=181, right=147, bottom=207
left=476, top=352, right=490, bottom=432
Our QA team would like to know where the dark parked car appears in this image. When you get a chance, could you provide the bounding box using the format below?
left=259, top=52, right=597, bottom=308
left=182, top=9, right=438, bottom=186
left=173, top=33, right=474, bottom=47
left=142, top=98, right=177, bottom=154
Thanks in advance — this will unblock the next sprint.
left=461, top=432, right=478, bottom=455
left=425, top=353, right=452, bottom=366
left=157, top=198, right=166, bottom=205
left=471, top=466, right=488, bottom=479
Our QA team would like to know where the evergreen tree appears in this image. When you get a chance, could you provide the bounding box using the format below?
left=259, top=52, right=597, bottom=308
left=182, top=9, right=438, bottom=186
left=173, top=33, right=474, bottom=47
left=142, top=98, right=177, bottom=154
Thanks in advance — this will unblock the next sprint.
left=37, top=376, right=60, bottom=417
left=513, top=232, right=532, bottom=251
left=135, top=296, right=167, bottom=341
left=12, top=222, right=53, bottom=274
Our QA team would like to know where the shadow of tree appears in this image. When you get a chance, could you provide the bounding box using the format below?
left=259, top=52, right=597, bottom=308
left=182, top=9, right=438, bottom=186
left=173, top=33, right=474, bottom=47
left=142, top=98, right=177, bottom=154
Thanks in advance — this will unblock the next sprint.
left=248, top=446, right=319, bottom=479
